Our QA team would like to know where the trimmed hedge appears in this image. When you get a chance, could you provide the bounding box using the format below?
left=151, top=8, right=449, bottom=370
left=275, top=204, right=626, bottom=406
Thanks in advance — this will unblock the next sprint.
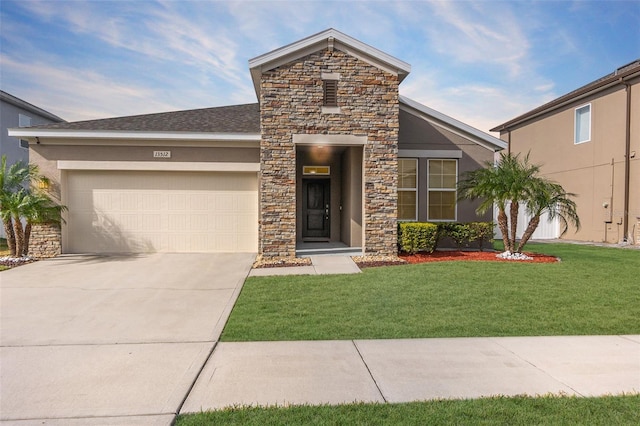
left=398, top=222, right=439, bottom=254
left=398, top=221, right=494, bottom=253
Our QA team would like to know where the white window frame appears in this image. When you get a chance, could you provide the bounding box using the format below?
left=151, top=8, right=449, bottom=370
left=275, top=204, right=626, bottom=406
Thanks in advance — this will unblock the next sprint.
left=398, top=158, right=418, bottom=221
left=427, top=158, right=458, bottom=222
left=18, top=114, right=32, bottom=150
left=574, top=103, right=591, bottom=144
left=18, top=114, right=31, bottom=127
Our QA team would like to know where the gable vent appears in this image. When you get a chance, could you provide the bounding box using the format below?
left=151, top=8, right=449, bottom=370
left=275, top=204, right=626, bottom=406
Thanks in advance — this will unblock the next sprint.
left=323, top=80, right=338, bottom=107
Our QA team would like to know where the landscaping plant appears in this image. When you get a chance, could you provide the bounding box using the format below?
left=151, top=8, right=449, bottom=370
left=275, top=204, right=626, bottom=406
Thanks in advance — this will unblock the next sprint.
left=457, top=152, right=580, bottom=254
left=0, top=155, right=65, bottom=258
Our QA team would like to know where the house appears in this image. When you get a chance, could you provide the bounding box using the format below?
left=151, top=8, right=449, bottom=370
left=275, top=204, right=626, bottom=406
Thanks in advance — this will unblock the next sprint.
left=1, top=90, right=65, bottom=238
left=9, top=29, right=505, bottom=259
left=491, top=60, right=640, bottom=245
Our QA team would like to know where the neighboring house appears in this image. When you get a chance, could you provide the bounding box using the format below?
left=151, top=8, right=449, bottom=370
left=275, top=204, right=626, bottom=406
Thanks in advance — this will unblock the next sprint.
left=0, top=90, right=64, bottom=238
left=492, top=60, right=640, bottom=245
left=10, top=29, right=505, bottom=258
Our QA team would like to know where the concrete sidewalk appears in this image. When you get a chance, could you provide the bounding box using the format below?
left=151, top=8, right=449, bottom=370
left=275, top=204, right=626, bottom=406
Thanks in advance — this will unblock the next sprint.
left=249, top=255, right=361, bottom=276
left=181, top=335, right=640, bottom=412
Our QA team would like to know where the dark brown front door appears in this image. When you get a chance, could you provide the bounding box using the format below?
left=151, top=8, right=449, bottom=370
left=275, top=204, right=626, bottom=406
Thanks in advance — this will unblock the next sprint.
left=302, top=179, right=330, bottom=239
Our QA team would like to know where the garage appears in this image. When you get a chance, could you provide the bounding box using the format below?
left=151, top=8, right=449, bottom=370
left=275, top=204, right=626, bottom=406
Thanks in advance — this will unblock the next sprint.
left=64, top=170, right=258, bottom=253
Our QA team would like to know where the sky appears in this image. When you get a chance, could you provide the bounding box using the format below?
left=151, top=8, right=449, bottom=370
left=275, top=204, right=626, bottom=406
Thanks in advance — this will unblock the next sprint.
left=1, top=0, right=639, bottom=135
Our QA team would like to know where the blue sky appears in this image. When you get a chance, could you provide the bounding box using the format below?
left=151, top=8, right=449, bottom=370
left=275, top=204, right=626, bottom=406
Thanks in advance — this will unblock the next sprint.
left=1, top=0, right=638, bottom=133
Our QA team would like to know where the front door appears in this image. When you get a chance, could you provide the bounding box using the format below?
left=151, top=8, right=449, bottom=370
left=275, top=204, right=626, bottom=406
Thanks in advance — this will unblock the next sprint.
left=302, top=179, right=330, bottom=240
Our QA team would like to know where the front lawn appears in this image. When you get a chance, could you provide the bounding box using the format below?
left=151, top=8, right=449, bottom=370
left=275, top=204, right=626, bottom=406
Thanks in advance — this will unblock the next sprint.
left=176, top=394, right=640, bottom=425
left=221, top=243, right=640, bottom=341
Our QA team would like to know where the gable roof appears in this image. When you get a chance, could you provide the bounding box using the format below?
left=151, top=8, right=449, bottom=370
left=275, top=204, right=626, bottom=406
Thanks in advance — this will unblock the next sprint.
left=249, top=28, right=411, bottom=98
left=491, top=59, right=640, bottom=132
left=400, top=96, right=507, bottom=152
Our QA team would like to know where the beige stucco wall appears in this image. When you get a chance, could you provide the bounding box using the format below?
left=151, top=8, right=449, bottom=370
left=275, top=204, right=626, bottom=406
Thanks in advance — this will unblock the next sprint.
left=29, top=142, right=259, bottom=201
left=503, top=78, right=639, bottom=243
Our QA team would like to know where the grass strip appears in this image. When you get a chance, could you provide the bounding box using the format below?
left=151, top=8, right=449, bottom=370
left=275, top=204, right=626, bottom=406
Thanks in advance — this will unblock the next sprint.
left=176, top=394, right=640, bottom=425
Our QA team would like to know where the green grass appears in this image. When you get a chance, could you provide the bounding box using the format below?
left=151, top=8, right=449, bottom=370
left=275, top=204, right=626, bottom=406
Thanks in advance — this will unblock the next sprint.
left=176, top=394, right=640, bottom=425
left=221, top=243, right=640, bottom=341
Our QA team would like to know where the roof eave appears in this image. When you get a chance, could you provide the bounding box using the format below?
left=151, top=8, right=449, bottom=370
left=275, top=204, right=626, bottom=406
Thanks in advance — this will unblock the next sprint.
left=0, top=90, right=65, bottom=123
left=491, top=65, right=640, bottom=132
left=8, top=128, right=261, bottom=142
left=400, top=96, right=507, bottom=152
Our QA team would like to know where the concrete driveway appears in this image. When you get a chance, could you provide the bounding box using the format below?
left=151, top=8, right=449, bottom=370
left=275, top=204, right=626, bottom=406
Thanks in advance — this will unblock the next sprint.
left=0, top=253, right=255, bottom=424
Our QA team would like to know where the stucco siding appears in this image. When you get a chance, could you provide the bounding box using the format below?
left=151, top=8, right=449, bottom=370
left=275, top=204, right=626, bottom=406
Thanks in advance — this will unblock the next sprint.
left=505, top=79, right=638, bottom=243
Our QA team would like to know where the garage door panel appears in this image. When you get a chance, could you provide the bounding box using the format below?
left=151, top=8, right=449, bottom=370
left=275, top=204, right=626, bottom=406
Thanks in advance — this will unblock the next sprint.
left=66, top=171, right=258, bottom=253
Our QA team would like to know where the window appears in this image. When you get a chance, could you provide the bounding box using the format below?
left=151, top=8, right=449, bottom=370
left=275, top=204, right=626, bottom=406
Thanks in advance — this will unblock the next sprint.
left=428, top=159, right=457, bottom=221
left=398, top=159, right=417, bottom=220
left=323, top=80, right=338, bottom=106
left=18, top=114, right=32, bottom=149
left=19, top=114, right=32, bottom=127
left=575, top=104, right=591, bottom=144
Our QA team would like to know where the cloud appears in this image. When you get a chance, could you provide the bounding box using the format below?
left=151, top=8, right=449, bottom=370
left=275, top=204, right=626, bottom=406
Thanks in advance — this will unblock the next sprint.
left=421, top=1, right=530, bottom=77
left=401, top=73, right=556, bottom=134
left=1, top=55, right=181, bottom=121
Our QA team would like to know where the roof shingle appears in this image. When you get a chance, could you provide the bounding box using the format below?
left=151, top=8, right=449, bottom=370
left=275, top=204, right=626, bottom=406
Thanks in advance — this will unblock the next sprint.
left=30, top=103, right=260, bottom=133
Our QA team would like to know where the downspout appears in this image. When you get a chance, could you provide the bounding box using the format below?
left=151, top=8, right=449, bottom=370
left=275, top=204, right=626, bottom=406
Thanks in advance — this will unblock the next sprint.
left=623, top=80, right=631, bottom=242
left=507, top=130, right=511, bottom=155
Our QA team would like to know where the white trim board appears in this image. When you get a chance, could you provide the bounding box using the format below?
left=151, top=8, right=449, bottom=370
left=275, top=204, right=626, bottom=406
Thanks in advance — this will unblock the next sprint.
left=398, top=149, right=462, bottom=159
left=57, top=161, right=260, bottom=172
left=293, top=134, right=367, bottom=146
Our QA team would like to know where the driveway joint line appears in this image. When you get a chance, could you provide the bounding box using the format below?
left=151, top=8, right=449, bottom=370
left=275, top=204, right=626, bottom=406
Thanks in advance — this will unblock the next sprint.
left=174, top=340, right=220, bottom=420
left=352, top=340, right=387, bottom=403
left=489, top=338, right=585, bottom=397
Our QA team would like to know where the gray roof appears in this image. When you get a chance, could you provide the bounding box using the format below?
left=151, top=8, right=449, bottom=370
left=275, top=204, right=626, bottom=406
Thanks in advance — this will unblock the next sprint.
left=0, top=90, right=65, bottom=122
left=30, top=103, right=260, bottom=133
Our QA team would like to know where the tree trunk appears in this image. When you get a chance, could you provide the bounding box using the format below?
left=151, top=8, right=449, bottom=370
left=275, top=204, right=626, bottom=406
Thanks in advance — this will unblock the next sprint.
left=497, top=208, right=510, bottom=252
left=517, top=215, right=540, bottom=253
left=509, top=200, right=519, bottom=253
left=12, top=216, right=25, bottom=258
left=23, top=222, right=32, bottom=257
left=3, top=218, right=17, bottom=257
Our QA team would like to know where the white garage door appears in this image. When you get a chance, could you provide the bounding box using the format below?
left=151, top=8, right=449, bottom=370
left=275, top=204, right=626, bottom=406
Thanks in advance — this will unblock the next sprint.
left=65, top=170, right=258, bottom=253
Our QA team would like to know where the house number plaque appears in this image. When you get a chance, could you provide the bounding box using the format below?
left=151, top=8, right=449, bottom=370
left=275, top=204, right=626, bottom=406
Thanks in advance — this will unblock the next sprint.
left=153, top=151, right=171, bottom=158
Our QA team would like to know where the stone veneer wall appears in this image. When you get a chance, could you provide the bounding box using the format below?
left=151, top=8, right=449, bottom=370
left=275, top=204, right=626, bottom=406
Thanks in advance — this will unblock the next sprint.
left=28, top=223, right=62, bottom=258
left=259, top=48, right=399, bottom=258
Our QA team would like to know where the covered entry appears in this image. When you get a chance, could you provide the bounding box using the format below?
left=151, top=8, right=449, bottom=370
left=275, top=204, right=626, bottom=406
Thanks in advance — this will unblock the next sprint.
left=64, top=169, right=258, bottom=253
left=295, top=139, right=364, bottom=249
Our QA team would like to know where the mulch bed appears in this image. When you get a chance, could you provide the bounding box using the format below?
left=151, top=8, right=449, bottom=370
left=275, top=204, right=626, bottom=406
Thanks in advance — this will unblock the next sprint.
left=354, top=250, right=559, bottom=268
left=401, top=250, right=559, bottom=264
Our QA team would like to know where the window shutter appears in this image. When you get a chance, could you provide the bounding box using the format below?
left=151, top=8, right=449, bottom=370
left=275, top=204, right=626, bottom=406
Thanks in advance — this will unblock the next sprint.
left=323, top=80, right=338, bottom=106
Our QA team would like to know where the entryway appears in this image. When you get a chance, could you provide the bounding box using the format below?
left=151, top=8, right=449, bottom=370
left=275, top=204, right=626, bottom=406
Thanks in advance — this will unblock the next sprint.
left=302, top=179, right=330, bottom=240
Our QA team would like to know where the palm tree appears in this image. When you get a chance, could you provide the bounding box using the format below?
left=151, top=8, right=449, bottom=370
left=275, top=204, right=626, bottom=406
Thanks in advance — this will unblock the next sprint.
left=0, top=155, right=63, bottom=257
left=21, top=190, right=66, bottom=256
left=517, top=180, right=580, bottom=252
left=458, top=152, right=579, bottom=254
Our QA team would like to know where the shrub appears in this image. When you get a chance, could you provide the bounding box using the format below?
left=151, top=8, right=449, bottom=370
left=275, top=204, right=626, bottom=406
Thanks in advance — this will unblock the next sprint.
left=440, top=223, right=471, bottom=249
left=398, top=221, right=494, bottom=253
left=467, top=222, right=495, bottom=251
left=398, top=222, right=439, bottom=254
